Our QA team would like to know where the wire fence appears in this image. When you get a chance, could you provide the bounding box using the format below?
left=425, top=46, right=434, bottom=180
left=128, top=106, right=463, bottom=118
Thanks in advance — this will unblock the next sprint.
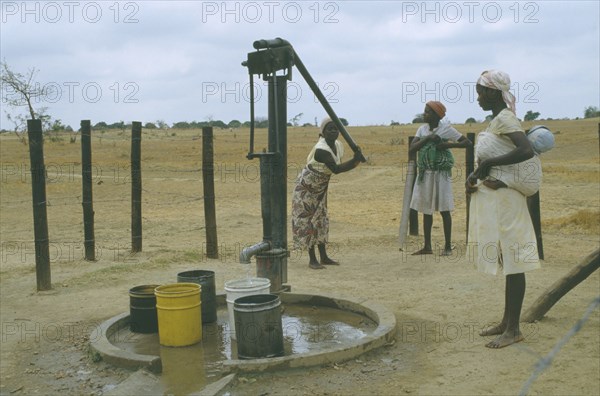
left=0, top=132, right=223, bottom=208
left=1, top=128, right=231, bottom=264
left=519, top=295, right=600, bottom=396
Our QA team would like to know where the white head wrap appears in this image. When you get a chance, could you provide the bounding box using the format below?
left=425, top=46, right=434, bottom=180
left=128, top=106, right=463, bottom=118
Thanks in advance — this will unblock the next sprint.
left=477, top=70, right=516, bottom=114
left=320, top=117, right=334, bottom=135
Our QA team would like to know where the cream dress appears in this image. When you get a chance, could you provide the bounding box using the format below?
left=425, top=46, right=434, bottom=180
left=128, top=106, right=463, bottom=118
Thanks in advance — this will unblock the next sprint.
left=467, top=110, right=541, bottom=275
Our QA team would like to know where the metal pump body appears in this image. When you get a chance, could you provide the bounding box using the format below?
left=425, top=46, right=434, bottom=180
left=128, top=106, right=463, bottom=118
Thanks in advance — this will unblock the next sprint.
left=240, top=38, right=365, bottom=292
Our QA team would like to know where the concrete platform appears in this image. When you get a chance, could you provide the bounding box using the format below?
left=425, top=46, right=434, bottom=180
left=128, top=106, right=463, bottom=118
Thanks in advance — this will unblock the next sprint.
left=91, top=292, right=396, bottom=392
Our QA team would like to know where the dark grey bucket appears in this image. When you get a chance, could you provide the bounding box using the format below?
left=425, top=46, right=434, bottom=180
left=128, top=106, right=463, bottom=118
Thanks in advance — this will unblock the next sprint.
left=129, top=284, right=159, bottom=333
left=234, top=294, right=284, bottom=359
left=176, top=270, right=217, bottom=324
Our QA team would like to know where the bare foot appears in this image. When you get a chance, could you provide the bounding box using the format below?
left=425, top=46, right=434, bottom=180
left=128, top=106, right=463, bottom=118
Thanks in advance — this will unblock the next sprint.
left=485, top=331, right=524, bottom=349
left=440, top=248, right=453, bottom=256
left=321, top=257, right=339, bottom=265
left=412, top=248, right=433, bottom=255
left=309, top=261, right=326, bottom=269
left=479, top=324, right=506, bottom=337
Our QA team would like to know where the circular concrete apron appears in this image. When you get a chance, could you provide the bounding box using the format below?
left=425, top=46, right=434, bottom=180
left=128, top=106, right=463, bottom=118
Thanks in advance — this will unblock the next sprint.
left=90, top=292, right=396, bottom=375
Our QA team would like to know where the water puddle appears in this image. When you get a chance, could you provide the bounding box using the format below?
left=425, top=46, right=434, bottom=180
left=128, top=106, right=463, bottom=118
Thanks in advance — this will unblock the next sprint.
left=110, top=302, right=377, bottom=394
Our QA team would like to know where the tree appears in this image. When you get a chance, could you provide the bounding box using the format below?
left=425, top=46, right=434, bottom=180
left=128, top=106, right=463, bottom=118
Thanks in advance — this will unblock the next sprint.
left=228, top=120, right=242, bottom=129
left=51, top=119, right=66, bottom=131
left=412, top=113, right=424, bottom=123
left=339, top=118, right=349, bottom=126
left=390, top=120, right=400, bottom=126
left=1, top=62, right=54, bottom=120
left=172, top=121, right=191, bottom=129
left=465, top=117, right=477, bottom=124
left=144, top=122, right=157, bottom=129
left=109, top=121, right=125, bottom=131
left=584, top=106, right=600, bottom=118
left=289, top=112, right=303, bottom=127
left=1, top=62, right=55, bottom=138
left=210, top=120, right=227, bottom=129
left=190, top=121, right=207, bottom=128
left=155, top=119, right=169, bottom=129
left=524, top=110, right=541, bottom=121
left=254, top=116, right=268, bottom=128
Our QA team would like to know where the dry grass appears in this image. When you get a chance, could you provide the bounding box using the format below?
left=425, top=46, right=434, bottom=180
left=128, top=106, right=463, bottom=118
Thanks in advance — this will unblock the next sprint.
left=543, top=209, right=600, bottom=233
left=1, top=117, right=598, bottom=260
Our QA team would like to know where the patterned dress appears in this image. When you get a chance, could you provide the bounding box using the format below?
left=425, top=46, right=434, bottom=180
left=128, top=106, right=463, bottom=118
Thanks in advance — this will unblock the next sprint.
left=292, top=137, right=343, bottom=249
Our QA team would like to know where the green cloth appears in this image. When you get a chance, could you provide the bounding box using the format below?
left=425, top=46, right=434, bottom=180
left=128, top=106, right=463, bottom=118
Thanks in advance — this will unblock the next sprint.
left=417, top=140, right=454, bottom=182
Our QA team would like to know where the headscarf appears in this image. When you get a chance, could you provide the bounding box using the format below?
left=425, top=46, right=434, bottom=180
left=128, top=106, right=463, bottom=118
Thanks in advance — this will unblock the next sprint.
left=477, top=70, right=517, bottom=114
left=426, top=101, right=446, bottom=119
left=320, top=117, right=334, bottom=135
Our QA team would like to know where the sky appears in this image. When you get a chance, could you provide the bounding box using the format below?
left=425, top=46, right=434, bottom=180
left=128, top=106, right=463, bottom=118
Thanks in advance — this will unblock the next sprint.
left=1, top=0, right=599, bottom=128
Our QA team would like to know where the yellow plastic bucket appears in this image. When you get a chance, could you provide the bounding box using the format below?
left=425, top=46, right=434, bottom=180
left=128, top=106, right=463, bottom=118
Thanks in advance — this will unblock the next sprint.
left=155, top=283, right=202, bottom=347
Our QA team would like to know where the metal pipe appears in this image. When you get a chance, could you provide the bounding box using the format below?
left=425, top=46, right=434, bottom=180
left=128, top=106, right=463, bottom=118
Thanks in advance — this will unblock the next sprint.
left=268, top=75, right=288, bottom=250
left=240, top=241, right=271, bottom=264
left=253, top=38, right=290, bottom=49
left=292, top=50, right=366, bottom=162
left=248, top=72, right=255, bottom=158
left=259, top=156, right=272, bottom=243
left=270, top=74, right=280, bottom=155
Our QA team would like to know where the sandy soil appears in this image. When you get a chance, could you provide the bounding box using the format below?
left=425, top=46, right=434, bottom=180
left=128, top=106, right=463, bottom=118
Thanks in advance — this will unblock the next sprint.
left=0, top=118, right=598, bottom=395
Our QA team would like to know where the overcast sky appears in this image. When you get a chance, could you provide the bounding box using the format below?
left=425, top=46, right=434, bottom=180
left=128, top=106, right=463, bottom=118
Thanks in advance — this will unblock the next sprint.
left=1, top=0, right=599, bottom=128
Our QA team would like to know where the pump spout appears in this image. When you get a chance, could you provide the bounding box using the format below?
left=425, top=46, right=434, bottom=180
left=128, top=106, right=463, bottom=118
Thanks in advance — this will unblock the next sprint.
left=240, top=241, right=271, bottom=264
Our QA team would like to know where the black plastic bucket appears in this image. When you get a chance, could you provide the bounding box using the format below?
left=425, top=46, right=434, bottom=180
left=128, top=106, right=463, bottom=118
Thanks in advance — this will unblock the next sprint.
left=129, top=284, right=159, bottom=333
left=177, top=270, right=217, bottom=324
left=234, top=294, right=284, bottom=359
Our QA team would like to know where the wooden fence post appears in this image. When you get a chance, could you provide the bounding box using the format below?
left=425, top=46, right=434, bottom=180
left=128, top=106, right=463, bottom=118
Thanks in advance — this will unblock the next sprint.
left=202, top=127, right=219, bottom=259
left=81, top=120, right=95, bottom=261
left=523, top=249, right=599, bottom=322
left=408, top=136, right=419, bottom=236
left=131, top=122, right=142, bottom=253
left=27, top=119, right=51, bottom=290
left=527, top=192, right=544, bottom=260
left=465, top=132, right=475, bottom=242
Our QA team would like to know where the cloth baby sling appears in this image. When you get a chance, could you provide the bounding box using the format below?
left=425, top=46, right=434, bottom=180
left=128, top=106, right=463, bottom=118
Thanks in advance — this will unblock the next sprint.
left=475, top=131, right=542, bottom=197
left=417, top=140, right=454, bottom=182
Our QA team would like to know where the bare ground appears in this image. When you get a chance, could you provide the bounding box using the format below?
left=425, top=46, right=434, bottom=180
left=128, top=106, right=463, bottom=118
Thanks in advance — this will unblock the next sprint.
left=1, top=118, right=599, bottom=395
